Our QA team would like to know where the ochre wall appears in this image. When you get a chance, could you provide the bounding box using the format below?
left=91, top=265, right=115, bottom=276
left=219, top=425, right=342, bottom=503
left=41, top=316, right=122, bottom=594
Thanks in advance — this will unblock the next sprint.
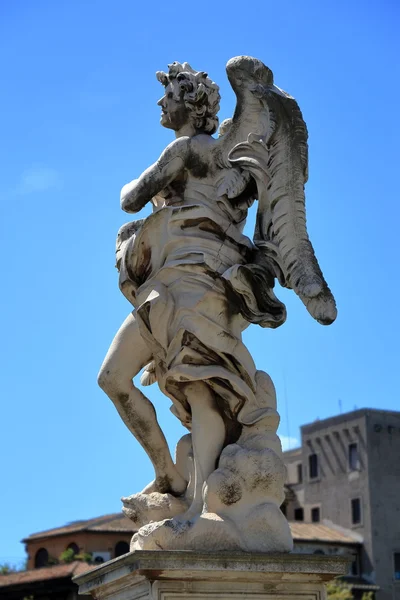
left=26, top=531, right=132, bottom=569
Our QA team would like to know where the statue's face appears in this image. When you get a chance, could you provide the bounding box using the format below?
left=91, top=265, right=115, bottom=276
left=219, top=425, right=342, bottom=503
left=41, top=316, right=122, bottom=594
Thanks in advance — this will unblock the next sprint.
left=157, top=81, right=190, bottom=131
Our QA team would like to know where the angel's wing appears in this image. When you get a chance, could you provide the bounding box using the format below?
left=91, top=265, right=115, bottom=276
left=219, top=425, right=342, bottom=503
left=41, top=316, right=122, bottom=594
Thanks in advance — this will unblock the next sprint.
left=219, top=56, right=336, bottom=326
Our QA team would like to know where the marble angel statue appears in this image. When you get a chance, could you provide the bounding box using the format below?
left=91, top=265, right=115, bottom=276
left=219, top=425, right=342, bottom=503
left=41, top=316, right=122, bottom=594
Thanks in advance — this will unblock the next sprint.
left=97, top=56, right=336, bottom=552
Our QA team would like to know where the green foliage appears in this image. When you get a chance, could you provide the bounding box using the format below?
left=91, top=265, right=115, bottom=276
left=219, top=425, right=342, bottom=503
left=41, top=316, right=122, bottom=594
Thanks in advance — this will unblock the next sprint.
left=59, top=548, right=92, bottom=564
left=75, top=552, right=92, bottom=563
left=59, top=548, right=76, bottom=563
left=0, top=563, right=15, bottom=575
left=327, top=581, right=374, bottom=600
left=0, top=559, right=30, bottom=575
left=327, top=581, right=353, bottom=600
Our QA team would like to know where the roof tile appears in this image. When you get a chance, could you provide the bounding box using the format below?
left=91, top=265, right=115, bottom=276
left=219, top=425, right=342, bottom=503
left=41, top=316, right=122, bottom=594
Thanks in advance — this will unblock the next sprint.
left=289, top=522, right=359, bottom=543
left=0, top=562, right=94, bottom=587
left=23, top=513, right=360, bottom=545
left=23, top=513, right=131, bottom=541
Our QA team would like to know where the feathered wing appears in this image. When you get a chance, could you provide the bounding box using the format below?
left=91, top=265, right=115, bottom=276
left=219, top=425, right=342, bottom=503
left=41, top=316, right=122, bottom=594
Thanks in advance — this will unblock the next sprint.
left=220, top=56, right=337, bottom=325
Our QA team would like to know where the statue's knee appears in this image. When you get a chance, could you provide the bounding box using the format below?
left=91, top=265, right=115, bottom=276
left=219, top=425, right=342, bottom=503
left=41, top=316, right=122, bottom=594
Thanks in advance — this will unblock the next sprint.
left=97, top=366, right=115, bottom=395
left=98, top=366, right=133, bottom=403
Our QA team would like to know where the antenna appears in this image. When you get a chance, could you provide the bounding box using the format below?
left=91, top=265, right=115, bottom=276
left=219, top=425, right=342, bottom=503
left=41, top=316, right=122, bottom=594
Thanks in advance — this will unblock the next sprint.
left=283, top=369, right=291, bottom=450
left=338, top=398, right=342, bottom=414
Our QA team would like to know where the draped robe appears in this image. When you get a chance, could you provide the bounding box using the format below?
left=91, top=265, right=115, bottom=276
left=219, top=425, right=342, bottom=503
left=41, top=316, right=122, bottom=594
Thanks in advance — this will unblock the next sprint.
left=117, top=181, right=285, bottom=430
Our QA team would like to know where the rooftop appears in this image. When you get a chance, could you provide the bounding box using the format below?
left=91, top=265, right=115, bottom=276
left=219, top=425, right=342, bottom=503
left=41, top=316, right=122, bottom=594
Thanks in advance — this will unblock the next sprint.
left=301, top=407, right=400, bottom=435
left=282, top=447, right=302, bottom=457
left=289, top=521, right=361, bottom=544
left=0, top=517, right=360, bottom=592
left=0, top=561, right=94, bottom=588
left=23, top=513, right=360, bottom=546
left=22, top=513, right=133, bottom=542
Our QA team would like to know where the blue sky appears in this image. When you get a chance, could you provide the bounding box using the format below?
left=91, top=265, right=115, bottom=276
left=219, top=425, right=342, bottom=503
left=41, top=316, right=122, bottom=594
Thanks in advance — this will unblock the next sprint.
left=0, top=0, right=399, bottom=566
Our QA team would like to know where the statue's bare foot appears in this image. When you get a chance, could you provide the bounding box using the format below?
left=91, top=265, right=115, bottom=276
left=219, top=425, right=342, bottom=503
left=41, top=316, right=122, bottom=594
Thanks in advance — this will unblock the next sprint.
left=141, top=472, right=187, bottom=496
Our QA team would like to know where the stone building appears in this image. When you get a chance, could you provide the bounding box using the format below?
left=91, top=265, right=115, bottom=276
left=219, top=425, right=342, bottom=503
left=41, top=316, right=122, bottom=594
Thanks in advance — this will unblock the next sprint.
left=283, top=408, right=400, bottom=600
left=0, top=513, right=361, bottom=599
left=2, top=407, right=398, bottom=600
left=22, top=513, right=133, bottom=570
left=0, top=561, right=93, bottom=600
left=0, top=514, right=133, bottom=600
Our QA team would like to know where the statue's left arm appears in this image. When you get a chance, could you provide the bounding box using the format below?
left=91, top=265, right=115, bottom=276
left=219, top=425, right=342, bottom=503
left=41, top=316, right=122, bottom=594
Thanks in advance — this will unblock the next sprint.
left=121, top=137, right=189, bottom=213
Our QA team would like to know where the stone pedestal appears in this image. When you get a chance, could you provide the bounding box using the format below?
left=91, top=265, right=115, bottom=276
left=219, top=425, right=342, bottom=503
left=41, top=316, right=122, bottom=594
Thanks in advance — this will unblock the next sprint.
left=73, top=551, right=350, bottom=600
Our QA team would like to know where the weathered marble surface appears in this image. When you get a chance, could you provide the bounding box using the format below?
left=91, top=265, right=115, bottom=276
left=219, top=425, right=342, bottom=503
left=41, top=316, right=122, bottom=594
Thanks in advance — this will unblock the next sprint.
left=74, top=551, right=351, bottom=600
left=97, top=56, right=336, bottom=552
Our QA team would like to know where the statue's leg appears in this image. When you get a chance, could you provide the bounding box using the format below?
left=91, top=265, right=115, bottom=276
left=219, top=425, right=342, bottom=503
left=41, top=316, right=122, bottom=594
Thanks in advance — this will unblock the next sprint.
left=183, top=381, right=225, bottom=518
left=98, top=313, right=186, bottom=495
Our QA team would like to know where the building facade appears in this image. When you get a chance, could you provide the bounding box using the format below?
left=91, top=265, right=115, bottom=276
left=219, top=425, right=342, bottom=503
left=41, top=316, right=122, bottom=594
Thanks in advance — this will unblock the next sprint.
left=22, top=513, right=133, bottom=570
left=0, top=513, right=362, bottom=599
left=2, top=407, right=398, bottom=599
left=284, top=408, right=400, bottom=600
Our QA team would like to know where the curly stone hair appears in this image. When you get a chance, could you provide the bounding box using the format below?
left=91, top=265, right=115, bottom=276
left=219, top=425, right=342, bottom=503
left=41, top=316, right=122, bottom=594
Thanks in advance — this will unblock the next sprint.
left=156, top=62, right=220, bottom=135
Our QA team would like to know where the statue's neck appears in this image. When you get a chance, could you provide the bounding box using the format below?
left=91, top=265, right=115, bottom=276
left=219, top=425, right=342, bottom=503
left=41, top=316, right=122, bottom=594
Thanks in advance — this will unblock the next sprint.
left=175, top=122, right=197, bottom=138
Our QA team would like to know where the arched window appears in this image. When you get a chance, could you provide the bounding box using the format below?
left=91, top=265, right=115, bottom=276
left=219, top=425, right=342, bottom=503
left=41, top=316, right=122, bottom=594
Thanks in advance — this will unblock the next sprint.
left=67, top=543, right=79, bottom=555
left=34, top=548, right=49, bottom=568
left=114, top=541, right=130, bottom=558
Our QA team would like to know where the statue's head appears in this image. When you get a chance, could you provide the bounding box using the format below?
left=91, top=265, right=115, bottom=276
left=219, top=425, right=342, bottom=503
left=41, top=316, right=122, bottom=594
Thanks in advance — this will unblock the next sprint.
left=156, top=62, right=220, bottom=135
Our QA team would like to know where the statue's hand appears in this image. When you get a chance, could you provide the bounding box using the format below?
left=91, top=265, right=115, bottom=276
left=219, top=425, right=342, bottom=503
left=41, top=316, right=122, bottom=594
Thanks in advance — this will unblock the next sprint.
left=151, top=194, right=166, bottom=210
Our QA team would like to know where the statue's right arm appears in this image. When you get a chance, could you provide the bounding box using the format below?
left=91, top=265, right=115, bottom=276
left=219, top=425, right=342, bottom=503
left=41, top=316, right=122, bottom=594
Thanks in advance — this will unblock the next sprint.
left=120, top=137, right=190, bottom=213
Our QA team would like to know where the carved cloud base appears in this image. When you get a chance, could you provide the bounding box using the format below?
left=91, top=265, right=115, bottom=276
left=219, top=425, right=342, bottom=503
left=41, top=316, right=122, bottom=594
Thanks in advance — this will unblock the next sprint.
left=73, top=551, right=351, bottom=600
left=122, top=376, right=293, bottom=553
left=130, top=506, right=292, bottom=553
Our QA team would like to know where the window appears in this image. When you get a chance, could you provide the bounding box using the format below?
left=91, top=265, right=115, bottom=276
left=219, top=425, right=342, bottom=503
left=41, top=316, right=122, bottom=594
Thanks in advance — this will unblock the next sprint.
left=348, top=443, right=359, bottom=471
left=311, top=507, right=320, bottom=523
left=115, top=541, right=130, bottom=558
left=351, top=555, right=360, bottom=576
left=34, top=548, right=49, bottom=568
left=394, top=553, right=400, bottom=580
left=309, top=453, right=319, bottom=479
left=67, top=543, right=79, bottom=556
left=294, top=508, right=304, bottom=521
left=297, top=463, right=303, bottom=483
left=351, top=498, right=362, bottom=525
